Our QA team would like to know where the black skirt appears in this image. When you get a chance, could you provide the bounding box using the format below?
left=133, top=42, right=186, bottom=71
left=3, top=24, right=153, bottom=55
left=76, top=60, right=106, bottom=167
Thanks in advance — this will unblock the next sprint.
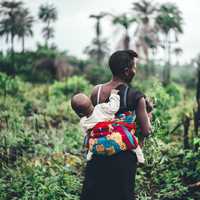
left=80, top=151, right=137, bottom=200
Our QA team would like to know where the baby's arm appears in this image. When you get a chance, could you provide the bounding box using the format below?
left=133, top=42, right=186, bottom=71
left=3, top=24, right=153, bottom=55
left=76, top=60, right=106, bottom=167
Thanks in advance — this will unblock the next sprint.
left=101, top=89, right=120, bottom=114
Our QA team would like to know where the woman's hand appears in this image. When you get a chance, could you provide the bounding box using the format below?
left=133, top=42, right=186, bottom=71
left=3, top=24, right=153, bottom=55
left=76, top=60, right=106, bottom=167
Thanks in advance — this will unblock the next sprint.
left=136, top=97, right=152, bottom=137
left=145, top=98, right=154, bottom=113
left=147, top=112, right=153, bottom=121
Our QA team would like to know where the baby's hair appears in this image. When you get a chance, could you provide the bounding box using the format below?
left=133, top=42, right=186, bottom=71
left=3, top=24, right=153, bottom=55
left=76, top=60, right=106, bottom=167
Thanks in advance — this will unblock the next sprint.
left=71, top=93, right=91, bottom=117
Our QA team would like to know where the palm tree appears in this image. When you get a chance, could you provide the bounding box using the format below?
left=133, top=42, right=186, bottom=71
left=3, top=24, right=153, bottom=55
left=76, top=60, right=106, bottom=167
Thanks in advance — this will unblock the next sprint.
left=193, top=54, right=200, bottom=138
left=88, top=12, right=107, bottom=65
left=0, top=0, right=24, bottom=70
left=156, top=3, right=183, bottom=84
left=173, top=47, right=183, bottom=65
left=0, top=8, right=3, bottom=52
left=84, top=38, right=109, bottom=65
left=17, top=8, right=34, bottom=53
left=133, top=0, right=157, bottom=20
left=38, top=3, right=57, bottom=47
left=0, top=0, right=23, bottom=54
left=132, top=0, right=158, bottom=65
left=194, top=54, right=200, bottom=105
left=112, top=14, right=137, bottom=50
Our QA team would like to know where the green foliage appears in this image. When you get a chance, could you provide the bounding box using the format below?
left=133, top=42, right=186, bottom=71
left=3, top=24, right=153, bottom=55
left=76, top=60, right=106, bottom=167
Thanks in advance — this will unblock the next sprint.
left=85, top=65, right=112, bottom=85
left=165, top=82, right=183, bottom=106
left=0, top=0, right=197, bottom=198
left=38, top=3, right=58, bottom=47
left=0, top=160, right=81, bottom=200
left=35, top=44, right=61, bottom=59
left=0, top=73, right=25, bottom=99
left=156, top=3, right=183, bottom=34
left=172, top=64, right=196, bottom=89
left=134, top=78, right=173, bottom=139
left=135, top=139, right=196, bottom=200
left=63, top=124, right=83, bottom=153
left=49, top=76, right=92, bottom=99
left=133, top=78, right=189, bottom=142
left=0, top=72, right=199, bottom=200
left=0, top=54, right=13, bottom=74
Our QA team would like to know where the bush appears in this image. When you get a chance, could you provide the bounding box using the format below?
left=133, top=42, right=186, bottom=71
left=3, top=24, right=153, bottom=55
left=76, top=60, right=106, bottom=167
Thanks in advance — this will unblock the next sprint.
left=136, top=139, right=189, bottom=200
left=133, top=78, right=174, bottom=140
left=49, top=76, right=92, bottom=99
left=172, top=64, right=196, bottom=89
left=85, top=65, right=112, bottom=85
left=0, top=73, right=25, bottom=99
left=165, top=83, right=183, bottom=106
left=0, top=70, right=199, bottom=200
left=0, top=159, right=82, bottom=200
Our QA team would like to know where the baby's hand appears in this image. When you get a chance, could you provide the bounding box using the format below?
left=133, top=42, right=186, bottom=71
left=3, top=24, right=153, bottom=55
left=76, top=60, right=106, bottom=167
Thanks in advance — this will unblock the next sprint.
left=111, top=89, right=119, bottom=94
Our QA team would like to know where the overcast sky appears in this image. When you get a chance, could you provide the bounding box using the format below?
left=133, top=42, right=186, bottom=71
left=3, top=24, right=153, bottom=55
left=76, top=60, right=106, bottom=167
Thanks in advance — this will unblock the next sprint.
left=2, top=0, right=200, bottom=63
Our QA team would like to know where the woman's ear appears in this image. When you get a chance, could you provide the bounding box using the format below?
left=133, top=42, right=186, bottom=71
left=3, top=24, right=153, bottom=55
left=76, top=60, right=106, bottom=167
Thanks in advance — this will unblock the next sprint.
left=124, top=67, right=129, bottom=77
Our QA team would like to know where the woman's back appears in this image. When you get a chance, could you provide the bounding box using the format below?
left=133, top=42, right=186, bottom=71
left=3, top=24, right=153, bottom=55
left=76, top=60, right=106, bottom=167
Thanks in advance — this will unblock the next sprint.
left=80, top=50, right=151, bottom=200
left=80, top=83, right=143, bottom=200
left=92, top=83, right=145, bottom=113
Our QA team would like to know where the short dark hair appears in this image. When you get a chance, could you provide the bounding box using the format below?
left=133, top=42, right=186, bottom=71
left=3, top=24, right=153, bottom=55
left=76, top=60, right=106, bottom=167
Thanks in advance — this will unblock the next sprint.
left=71, top=93, right=91, bottom=118
left=108, top=50, right=138, bottom=76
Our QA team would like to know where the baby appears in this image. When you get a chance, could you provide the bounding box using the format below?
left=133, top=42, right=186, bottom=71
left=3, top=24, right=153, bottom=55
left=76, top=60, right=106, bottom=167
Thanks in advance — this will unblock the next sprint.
left=71, top=89, right=144, bottom=163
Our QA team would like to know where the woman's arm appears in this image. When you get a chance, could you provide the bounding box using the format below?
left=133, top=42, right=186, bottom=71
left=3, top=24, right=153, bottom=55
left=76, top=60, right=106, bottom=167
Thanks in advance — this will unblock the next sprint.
left=136, top=97, right=152, bottom=137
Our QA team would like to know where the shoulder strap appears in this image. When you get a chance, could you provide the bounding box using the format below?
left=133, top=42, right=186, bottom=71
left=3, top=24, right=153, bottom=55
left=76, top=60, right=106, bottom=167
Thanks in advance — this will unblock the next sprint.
left=123, top=86, right=129, bottom=108
left=97, top=85, right=102, bottom=105
left=124, top=86, right=136, bottom=119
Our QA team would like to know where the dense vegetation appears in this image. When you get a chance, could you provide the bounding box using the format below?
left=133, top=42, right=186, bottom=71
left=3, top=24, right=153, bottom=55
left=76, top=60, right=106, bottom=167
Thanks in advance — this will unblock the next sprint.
left=0, top=71, right=199, bottom=200
left=0, top=0, right=200, bottom=199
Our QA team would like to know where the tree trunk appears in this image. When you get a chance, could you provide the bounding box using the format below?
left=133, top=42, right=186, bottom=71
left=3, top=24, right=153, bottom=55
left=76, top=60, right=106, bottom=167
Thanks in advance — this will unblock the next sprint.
left=162, top=35, right=168, bottom=85
left=0, top=39, right=3, bottom=52
left=96, top=18, right=103, bottom=65
left=124, top=35, right=130, bottom=50
left=45, top=21, right=51, bottom=48
left=124, top=29, right=130, bottom=50
left=194, top=66, right=200, bottom=137
left=3, top=80, right=7, bottom=104
left=183, top=115, right=190, bottom=149
left=193, top=65, right=200, bottom=151
left=196, top=66, right=200, bottom=111
left=11, top=33, right=15, bottom=76
left=11, top=34, right=14, bottom=55
left=22, top=36, right=25, bottom=53
left=96, top=36, right=101, bottom=66
left=166, top=33, right=171, bottom=85
left=167, top=46, right=171, bottom=84
left=162, top=33, right=171, bottom=85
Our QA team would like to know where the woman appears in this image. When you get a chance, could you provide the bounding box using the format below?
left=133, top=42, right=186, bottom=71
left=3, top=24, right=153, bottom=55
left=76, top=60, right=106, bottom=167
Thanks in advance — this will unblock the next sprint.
left=80, top=50, right=152, bottom=200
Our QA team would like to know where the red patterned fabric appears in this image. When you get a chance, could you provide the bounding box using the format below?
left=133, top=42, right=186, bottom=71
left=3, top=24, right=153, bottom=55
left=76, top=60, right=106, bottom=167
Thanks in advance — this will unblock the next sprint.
left=85, top=118, right=138, bottom=156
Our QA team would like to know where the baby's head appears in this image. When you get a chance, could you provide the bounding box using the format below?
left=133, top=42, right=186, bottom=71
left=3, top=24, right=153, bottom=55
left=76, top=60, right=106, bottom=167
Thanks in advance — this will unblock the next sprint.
left=71, top=93, right=94, bottom=118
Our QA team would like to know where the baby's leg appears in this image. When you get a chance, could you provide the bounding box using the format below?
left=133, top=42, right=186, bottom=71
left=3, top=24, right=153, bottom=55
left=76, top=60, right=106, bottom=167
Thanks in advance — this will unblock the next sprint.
left=86, top=151, right=93, bottom=161
left=134, top=145, right=145, bottom=164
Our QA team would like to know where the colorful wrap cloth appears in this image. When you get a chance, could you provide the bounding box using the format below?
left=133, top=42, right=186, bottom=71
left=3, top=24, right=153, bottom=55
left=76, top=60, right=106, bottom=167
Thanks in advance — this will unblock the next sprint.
left=85, top=111, right=139, bottom=156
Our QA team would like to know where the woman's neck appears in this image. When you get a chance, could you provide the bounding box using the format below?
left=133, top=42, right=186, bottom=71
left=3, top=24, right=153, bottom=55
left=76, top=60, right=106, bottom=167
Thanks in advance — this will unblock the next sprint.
left=96, top=76, right=128, bottom=104
left=109, top=76, right=128, bottom=87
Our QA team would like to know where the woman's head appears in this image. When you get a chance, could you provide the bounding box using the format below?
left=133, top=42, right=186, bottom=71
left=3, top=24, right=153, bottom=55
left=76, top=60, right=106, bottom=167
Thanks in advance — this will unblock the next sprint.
left=108, top=50, right=138, bottom=83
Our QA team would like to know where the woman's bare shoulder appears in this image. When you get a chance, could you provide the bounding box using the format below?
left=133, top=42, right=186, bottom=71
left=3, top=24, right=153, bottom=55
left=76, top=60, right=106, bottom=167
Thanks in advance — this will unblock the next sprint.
left=90, top=84, right=101, bottom=106
left=91, top=82, right=113, bottom=105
